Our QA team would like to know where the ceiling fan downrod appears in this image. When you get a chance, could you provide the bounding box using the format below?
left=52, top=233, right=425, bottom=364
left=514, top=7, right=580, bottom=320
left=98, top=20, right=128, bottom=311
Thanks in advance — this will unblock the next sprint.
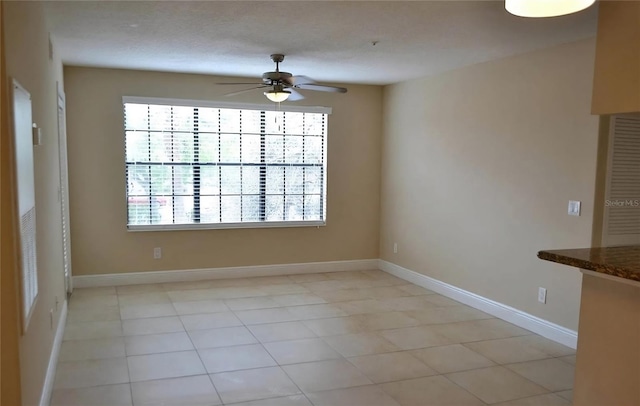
left=270, top=54, right=285, bottom=73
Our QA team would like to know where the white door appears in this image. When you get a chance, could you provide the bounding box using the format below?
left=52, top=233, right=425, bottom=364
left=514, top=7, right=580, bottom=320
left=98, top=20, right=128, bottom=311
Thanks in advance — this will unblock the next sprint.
left=602, top=114, right=640, bottom=247
left=57, top=83, right=73, bottom=293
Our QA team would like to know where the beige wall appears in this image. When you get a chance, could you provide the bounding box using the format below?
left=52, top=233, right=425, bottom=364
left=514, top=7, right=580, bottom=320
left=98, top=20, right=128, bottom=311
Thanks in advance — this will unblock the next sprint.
left=573, top=275, right=640, bottom=406
left=3, top=1, right=67, bottom=405
left=64, top=67, right=382, bottom=276
left=380, top=38, right=599, bottom=330
left=591, top=1, right=640, bottom=115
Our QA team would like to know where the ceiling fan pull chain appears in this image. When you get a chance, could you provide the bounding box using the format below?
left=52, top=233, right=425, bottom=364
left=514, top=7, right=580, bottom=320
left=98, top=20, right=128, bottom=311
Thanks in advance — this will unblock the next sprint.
left=274, top=107, right=282, bottom=132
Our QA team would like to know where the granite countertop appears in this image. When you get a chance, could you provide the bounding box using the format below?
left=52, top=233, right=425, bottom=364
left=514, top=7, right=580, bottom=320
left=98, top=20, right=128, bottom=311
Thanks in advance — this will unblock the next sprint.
left=538, top=246, right=640, bottom=282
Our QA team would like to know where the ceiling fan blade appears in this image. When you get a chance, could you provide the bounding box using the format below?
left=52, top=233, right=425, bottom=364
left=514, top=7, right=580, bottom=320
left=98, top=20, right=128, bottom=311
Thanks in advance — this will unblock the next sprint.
left=224, top=85, right=269, bottom=97
left=216, top=82, right=264, bottom=85
left=287, top=89, right=305, bottom=101
left=291, top=75, right=316, bottom=86
left=294, top=83, right=348, bottom=93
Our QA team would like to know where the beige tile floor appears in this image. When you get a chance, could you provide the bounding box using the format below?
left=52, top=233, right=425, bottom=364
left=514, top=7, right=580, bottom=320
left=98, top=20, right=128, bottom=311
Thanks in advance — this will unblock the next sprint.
left=51, top=270, right=575, bottom=406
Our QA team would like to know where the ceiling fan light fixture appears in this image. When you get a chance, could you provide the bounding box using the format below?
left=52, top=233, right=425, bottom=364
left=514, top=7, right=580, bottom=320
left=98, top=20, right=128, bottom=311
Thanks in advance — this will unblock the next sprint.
left=264, top=87, right=291, bottom=103
left=505, top=0, right=595, bottom=17
left=264, top=90, right=291, bottom=103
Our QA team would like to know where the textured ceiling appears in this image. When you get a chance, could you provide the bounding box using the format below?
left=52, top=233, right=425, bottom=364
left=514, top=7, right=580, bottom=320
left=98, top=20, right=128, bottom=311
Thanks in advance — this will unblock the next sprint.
left=44, top=1, right=598, bottom=85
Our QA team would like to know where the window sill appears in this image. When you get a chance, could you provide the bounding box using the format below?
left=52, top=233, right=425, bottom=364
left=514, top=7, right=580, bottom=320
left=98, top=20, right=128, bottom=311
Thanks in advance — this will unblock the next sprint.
left=127, top=220, right=326, bottom=232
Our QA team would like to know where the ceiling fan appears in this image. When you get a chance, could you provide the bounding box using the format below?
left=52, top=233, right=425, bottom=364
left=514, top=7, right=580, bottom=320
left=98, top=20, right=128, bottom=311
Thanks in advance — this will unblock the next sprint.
left=217, top=54, right=347, bottom=103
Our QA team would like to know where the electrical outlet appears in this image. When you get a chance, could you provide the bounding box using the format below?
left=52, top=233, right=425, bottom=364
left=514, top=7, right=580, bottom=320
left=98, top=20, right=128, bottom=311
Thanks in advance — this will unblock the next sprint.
left=538, top=287, right=547, bottom=304
left=153, top=247, right=162, bottom=259
left=393, top=243, right=398, bottom=254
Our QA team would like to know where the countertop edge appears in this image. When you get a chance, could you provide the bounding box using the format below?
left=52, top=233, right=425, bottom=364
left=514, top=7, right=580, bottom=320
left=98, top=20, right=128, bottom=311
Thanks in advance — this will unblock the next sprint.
left=537, top=250, right=640, bottom=282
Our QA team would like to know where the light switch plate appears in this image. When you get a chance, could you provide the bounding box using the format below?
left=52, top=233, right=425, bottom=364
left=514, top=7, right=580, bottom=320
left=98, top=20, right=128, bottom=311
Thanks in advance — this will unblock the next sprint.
left=538, top=287, right=547, bottom=304
left=568, top=200, right=581, bottom=216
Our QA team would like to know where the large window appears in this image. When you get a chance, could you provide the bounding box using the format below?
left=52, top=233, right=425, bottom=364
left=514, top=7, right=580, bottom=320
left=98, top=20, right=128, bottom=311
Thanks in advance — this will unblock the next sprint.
left=123, top=97, right=329, bottom=230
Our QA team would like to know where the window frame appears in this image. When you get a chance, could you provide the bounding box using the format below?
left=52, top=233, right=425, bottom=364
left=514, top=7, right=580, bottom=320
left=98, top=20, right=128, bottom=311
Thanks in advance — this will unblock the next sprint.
left=123, top=96, right=331, bottom=232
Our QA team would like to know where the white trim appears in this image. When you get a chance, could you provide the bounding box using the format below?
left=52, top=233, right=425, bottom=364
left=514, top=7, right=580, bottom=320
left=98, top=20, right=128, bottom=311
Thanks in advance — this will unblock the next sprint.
left=378, top=260, right=578, bottom=349
left=39, top=300, right=67, bottom=406
left=73, top=259, right=378, bottom=288
left=122, top=96, right=332, bottom=114
left=128, top=220, right=326, bottom=232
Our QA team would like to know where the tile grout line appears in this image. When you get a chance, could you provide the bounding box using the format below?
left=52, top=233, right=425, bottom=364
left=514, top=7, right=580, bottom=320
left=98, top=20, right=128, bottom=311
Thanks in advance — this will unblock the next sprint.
left=199, top=317, right=245, bottom=405
left=168, top=293, right=225, bottom=405
left=194, top=278, right=318, bottom=404
left=127, top=287, right=219, bottom=403
left=53, top=289, right=131, bottom=399
left=227, top=279, right=312, bottom=404
left=256, top=279, right=324, bottom=406
left=178, top=280, right=303, bottom=404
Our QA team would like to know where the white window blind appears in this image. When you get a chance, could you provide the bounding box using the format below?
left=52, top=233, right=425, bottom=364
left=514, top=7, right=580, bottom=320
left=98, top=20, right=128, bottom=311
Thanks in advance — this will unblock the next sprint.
left=123, top=98, right=329, bottom=230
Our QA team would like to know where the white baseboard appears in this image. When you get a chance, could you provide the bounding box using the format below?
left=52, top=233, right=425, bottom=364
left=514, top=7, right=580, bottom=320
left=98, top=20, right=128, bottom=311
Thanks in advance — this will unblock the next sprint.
left=378, top=260, right=578, bottom=349
left=39, top=300, right=67, bottom=406
left=72, top=259, right=379, bottom=288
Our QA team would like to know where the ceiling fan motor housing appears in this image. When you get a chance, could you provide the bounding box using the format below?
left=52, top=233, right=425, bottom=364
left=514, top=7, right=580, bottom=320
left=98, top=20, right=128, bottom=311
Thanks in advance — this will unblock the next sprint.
left=262, top=71, right=293, bottom=85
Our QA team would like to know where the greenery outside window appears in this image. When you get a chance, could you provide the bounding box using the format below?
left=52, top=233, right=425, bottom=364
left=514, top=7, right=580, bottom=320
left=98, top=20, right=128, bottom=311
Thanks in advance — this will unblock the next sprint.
left=123, top=97, right=329, bottom=230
